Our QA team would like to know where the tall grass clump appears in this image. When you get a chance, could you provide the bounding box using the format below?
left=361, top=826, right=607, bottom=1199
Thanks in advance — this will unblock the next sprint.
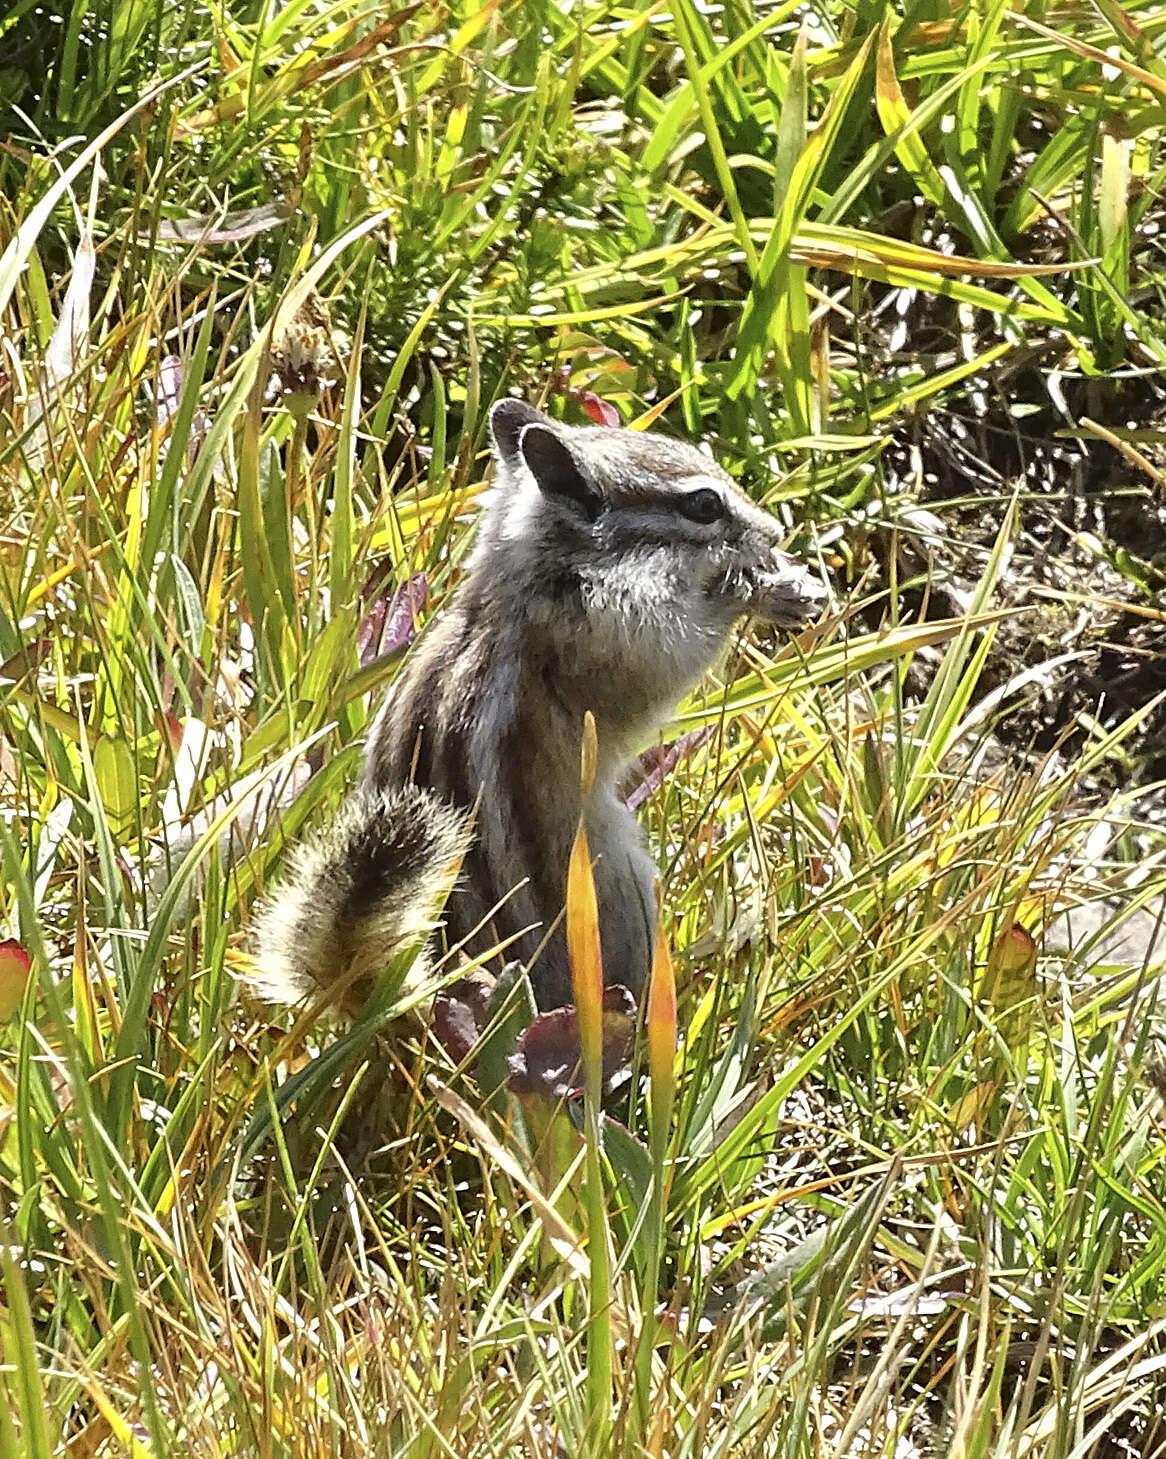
left=2, top=1, right=1166, bottom=1454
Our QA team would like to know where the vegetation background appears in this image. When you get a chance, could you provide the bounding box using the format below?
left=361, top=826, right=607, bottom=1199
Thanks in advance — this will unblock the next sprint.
left=3, top=0, right=1166, bottom=1453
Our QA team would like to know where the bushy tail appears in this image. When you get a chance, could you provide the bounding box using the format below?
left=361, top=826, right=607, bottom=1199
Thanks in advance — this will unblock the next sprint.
left=249, top=783, right=468, bottom=1016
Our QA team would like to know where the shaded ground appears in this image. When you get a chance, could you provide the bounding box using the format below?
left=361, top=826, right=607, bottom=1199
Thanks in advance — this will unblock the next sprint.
left=857, top=261, right=1166, bottom=802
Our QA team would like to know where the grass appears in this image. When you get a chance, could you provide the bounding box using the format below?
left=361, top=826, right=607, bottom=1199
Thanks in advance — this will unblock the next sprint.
left=2, top=0, right=1166, bottom=1453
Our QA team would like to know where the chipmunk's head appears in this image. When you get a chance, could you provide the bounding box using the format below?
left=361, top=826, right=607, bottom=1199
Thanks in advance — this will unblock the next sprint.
left=483, top=399, right=826, bottom=643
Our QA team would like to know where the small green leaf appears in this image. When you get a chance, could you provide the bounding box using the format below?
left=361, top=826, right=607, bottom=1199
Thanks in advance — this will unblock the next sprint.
left=93, top=736, right=139, bottom=838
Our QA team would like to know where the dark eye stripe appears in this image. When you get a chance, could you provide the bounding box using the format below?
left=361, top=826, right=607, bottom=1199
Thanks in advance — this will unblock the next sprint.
left=677, top=487, right=725, bottom=524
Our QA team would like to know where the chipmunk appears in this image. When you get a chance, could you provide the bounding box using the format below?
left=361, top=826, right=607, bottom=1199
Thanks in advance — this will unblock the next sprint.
left=251, top=399, right=824, bottom=1015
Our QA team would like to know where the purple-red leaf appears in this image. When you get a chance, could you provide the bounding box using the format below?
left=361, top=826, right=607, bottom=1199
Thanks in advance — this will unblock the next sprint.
left=627, top=728, right=712, bottom=811
left=432, top=970, right=497, bottom=1063
left=507, top=986, right=637, bottom=1102
left=357, top=573, right=428, bottom=666
left=0, top=639, right=52, bottom=684
left=580, top=391, right=620, bottom=427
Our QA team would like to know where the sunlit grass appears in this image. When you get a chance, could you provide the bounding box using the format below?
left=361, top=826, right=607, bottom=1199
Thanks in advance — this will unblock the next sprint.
left=1, top=1, right=1166, bottom=1454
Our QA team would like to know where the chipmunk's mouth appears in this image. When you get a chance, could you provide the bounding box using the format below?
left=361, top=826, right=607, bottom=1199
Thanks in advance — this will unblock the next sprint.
left=749, top=548, right=828, bottom=627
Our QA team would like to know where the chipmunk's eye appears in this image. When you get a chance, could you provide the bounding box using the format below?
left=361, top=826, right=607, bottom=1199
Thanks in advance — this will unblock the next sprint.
left=678, top=488, right=725, bottom=524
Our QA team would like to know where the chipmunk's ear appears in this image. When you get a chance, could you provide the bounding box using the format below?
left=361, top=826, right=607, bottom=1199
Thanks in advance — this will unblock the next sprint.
left=489, top=398, right=546, bottom=465
left=518, top=423, right=602, bottom=521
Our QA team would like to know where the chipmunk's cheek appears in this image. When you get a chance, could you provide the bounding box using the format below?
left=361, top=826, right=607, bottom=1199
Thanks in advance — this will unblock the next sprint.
left=701, top=562, right=742, bottom=617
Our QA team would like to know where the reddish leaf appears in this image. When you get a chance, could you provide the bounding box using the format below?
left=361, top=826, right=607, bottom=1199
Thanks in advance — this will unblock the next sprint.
left=156, top=711, right=184, bottom=754
left=0, top=940, right=32, bottom=1021
left=507, top=985, right=637, bottom=1101
left=627, top=728, right=712, bottom=811
left=357, top=573, right=428, bottom=666
left=982, top=923, right=1039, bottom=1050
left=0, top=639, right=52, bottom=684
left=580, top=391, right=620, bottom=427
left=432, top=969, right=497, bottom=1063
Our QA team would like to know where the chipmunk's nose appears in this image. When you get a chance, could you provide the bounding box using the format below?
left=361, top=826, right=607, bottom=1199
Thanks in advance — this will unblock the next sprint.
left=757, top=547, right=828, bottom=627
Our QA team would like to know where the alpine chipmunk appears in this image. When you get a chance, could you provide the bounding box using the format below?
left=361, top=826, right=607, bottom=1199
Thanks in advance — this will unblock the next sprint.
left=252, top=399, right=824, bottom=1014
